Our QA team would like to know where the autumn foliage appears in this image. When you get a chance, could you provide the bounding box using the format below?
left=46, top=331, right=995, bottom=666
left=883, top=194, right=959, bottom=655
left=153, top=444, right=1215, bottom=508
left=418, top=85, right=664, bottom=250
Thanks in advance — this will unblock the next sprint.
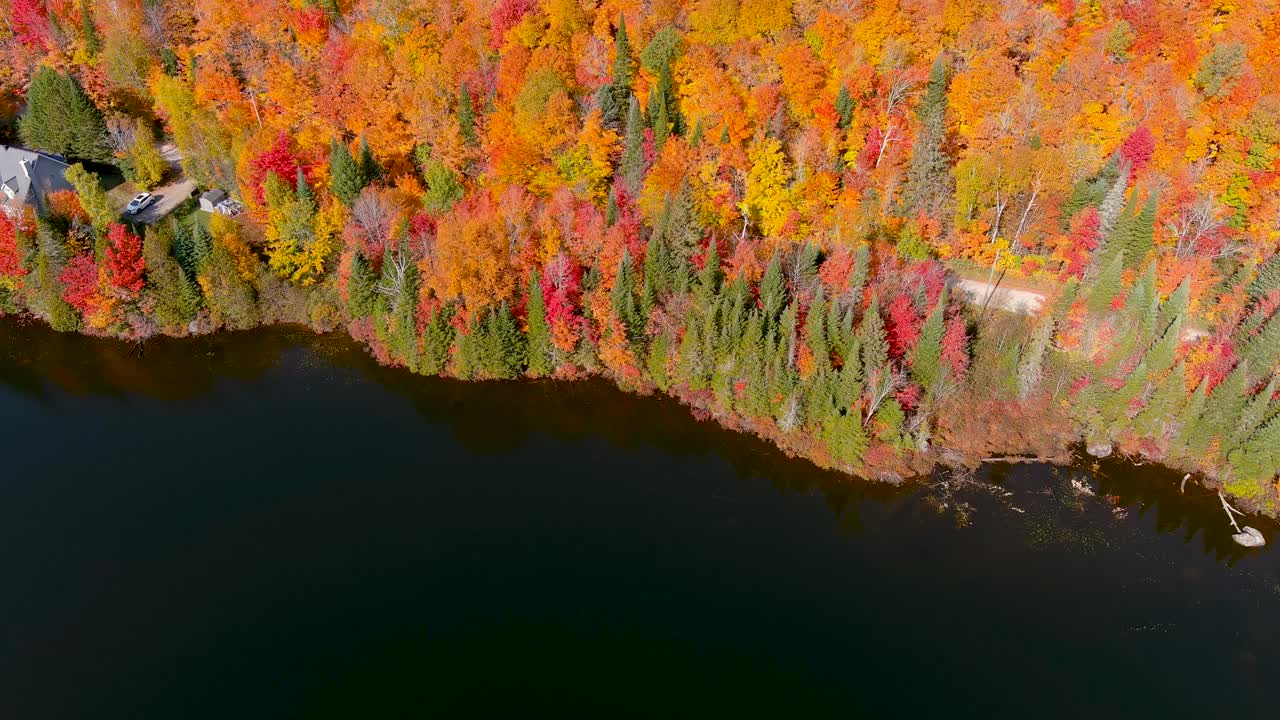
left=2, top=0, right=1279, bottom=511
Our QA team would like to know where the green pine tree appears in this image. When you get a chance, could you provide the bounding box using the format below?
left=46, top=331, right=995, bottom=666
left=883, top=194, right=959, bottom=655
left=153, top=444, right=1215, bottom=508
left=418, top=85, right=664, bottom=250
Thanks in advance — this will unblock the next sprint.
left=611, top=250, right=643, bottom=342
left=1233, top=373, right=1280, bottom=448
left=143, top=225, right=201, bottom=328
left=619, top=96, right=646, bottom=192
left=903, top=55, right=952, bottom=219
left=835, top=85, right=855, bottom=130
left=806, top=288, right=831, bottom=375
left=346, top=251, right=379, bottom=317
left=486, top=303, right=527, bottom=379
left=1171, top=377, right=1210, bottom=455
left=1124, top=190, right=1157, bottom=268
left=1086, top=249, right=1127, bottom=315
left=18, top=67, right=110, bottom=162
left=1240, top=313, right=1280, bottom=373
left=912, top=288, right=948, bottom=391
left=329, top=139, right=364, bottom=206
left=1132, top=362, right=1188, bottom=439
left=1226, top=414, right=1280, bottom=491
left=1246, top=252, right=1280, bottom=300
left=420, top=303, right=457, bottom=376
left=1016, top=315, right=1055, bottom=400
left=458, top=83, right=477, bottom=146
left=605, top=188, right=619, bottom=226
left=859, top=295, right=889, bottom=381
left=81, top=0, right=101, bottom=56
left=295, top=166, right=315, bottom=208
left=526, top=270, right=553, bottom=377
left=612, top=15, right=633, bottom=98
left=1188, top=362, right=1250, bottom=456
left=35, top=252, right=78, bottom=332
left=190, top=218, right=213, bottom=270
left=358, top=137, right=382, bottom=185
left=641, top=229, right=671, bottom=315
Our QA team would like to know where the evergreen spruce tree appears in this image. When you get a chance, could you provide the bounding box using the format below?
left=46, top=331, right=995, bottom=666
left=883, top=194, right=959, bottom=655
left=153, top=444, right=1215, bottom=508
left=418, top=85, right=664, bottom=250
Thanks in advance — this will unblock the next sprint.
left=647, top=333, right=672, bottom=390
left=455, top=315, right=481, bottom=379
left=295, top=166, right=315, bottom=208
left=641, top=230, right=670, bottom=316
left=903, top=55, right=952, bottom=219
left=1125, top=260, right=1159, bottom=346
left=1227, top=414, right=1280, bottom=489
left=80, top=0, right=101, bottom=56
left=596, top=84, right=620, bottom=133
left=619, top=96, right=646, bottom=192
left=667, top=183, right=702, bottom=266
left=18, top=67, right=110, bottom=162
left=35, top=252, right=78, bottom=332
left=1171, top=377, right=1209, bottom=455
left=760, top=253, right=787, bottom=328
left=651, top=95, right=671, bottom=150
left=612, top=15, right=633, bottom=104
left=526, top=270, right=553, bottom=377
left=143, top=226, right=201, bottom=328
left=859, top=295, right=889, bottom=382
left=805, top=288, right=831, bottom=376
left=1133, top=362, right=1188, bottom=438
left=1157, top=276, right=1190, bottom=336
left=1097, top=168, right=1129, bottom=241
left=167, top=217, right=193, bottom=277
left=1141, top=308, right=1184, bottom=378
left=358, top=137, right=382, bottom=185
left=1240, top=314, right=1280, bottom=372
left=848, top=245, right=871, bottom=301
left=1124, top=191, right=1157, bottom=269
left=458, top=83, right=477, bottom=146
left=1246, top=252, right=1280, bottom=300
left=1016, top=315, right=1055, bottom=400
left=190, top=219, right=213, bottom=270
left=201, top=238, right=259, bottom=330
left=346, top=252, right=379, bottom=317
left=689, top=118, right=704, bottom=147
left=835, top=85, right=855, bottom=130
left=486, top=303, right=527, bottom=379
left=1188, top=363, right=1250, bottom=456
left=675, top=303, right=708, bottom=389
left=329, top=140, right=363, bottom=206
left=611, top=250, right=643, bottom=342
left=655, top=61, right=684, bottom=136
left=1086, top=249, right=1126, bottom=315
left=694, top=242, right=721, bottom=309
left=420, top=304, right=457, bottom=376
left=912, top=288, right=947, bottom=391
left=1233, top=373, right=1280, bottom=448
left=605, top=188, right=619, bottom=226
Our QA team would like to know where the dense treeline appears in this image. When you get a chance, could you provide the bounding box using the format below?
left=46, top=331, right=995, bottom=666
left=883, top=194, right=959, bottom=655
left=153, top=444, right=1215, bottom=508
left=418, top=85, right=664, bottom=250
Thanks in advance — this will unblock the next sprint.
left=0, top=1, right=1277, bottom=509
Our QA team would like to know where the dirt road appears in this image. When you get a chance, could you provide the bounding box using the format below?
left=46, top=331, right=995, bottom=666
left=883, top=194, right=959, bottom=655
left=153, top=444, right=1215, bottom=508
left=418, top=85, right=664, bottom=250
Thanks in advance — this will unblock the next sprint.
left=950, top=275, right=1209, bottom=342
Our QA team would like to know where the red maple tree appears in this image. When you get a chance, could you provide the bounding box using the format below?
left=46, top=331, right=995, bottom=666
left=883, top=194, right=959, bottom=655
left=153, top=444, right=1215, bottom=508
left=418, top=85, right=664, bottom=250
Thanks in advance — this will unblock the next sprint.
left=105, top=224, right=145, bottom=294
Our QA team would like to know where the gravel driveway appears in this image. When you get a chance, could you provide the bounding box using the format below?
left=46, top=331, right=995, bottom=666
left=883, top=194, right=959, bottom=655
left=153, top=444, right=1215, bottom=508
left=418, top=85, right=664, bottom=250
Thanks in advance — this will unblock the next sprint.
left=121, top=143, right=196, bottom=225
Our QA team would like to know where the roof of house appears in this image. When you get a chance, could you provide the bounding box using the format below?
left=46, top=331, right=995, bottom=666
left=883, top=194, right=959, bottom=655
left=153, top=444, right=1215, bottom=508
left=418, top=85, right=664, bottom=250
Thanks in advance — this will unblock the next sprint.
left=0, top=145, right=73, bottom=214
left=200, top=189, right=227, bottom=203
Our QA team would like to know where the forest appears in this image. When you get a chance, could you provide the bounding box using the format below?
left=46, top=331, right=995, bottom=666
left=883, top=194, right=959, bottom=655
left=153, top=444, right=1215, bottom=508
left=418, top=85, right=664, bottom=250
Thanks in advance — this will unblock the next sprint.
left=0, top=0, right=1277, bottom=511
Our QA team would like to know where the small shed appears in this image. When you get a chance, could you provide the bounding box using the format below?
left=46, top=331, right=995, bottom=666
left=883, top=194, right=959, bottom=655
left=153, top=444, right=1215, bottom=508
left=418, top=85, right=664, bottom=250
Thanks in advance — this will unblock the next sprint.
left=199, top=189, right=227, bottom=212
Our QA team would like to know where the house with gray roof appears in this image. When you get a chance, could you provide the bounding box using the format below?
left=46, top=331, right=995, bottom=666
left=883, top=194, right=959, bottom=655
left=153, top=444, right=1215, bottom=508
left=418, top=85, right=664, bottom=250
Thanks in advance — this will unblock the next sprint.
left=0, top=145, right=74, bottom=217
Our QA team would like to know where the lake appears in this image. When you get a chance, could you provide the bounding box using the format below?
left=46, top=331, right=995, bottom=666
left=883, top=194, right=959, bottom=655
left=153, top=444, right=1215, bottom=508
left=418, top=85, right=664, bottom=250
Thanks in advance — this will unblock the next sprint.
left=0, top=318, right=1277, bottom=718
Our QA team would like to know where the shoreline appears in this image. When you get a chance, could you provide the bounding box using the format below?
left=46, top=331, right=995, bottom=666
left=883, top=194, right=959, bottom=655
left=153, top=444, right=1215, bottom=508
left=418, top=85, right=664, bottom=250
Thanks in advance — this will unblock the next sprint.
left=6, top=310, right=1275, bottom=525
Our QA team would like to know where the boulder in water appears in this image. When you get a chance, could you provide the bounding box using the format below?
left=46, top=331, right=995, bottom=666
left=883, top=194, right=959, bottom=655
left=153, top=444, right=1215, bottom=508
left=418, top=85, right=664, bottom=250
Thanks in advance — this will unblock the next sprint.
left=1086, top=442, right=1113, bottom=458
left=1232, top=526, right=1266, bottom=548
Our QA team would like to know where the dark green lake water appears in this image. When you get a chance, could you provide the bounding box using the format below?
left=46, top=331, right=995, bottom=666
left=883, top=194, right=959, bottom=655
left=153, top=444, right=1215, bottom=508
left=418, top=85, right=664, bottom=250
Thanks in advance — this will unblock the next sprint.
left=0, top=319, right=1277, bottom=718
